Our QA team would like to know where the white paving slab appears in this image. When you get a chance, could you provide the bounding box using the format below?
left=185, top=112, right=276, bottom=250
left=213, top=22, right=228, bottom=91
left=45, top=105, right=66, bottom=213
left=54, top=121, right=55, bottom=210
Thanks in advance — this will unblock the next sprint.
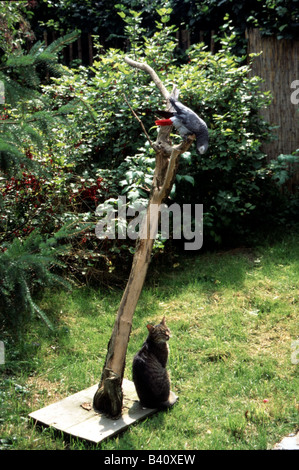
left=29, top=379, right=159, bottom=444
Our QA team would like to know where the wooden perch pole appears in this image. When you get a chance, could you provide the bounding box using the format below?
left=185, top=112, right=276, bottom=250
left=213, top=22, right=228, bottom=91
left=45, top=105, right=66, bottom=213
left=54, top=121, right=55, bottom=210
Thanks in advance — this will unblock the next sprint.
left=93, top=57, right=195, bottom=418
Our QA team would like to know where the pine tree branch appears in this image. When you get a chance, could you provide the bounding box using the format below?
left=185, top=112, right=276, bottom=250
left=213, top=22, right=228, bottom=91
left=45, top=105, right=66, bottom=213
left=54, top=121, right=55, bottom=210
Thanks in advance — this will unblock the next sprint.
left=0, top=108, right=75, bottom=126
left=46, top=31, right=80, bottom=54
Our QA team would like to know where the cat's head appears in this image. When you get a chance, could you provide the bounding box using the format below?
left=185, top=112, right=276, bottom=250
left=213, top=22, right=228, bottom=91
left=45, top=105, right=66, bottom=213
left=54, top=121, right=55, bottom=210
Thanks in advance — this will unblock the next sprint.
left=147, top=316, right=171, bottom=343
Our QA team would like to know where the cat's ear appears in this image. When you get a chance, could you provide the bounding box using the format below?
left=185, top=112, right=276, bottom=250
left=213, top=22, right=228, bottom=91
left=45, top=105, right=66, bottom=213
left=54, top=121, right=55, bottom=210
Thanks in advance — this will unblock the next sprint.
left=161, top=316, right=166, bottom=325
left=147, top=324, right=154, bottom=332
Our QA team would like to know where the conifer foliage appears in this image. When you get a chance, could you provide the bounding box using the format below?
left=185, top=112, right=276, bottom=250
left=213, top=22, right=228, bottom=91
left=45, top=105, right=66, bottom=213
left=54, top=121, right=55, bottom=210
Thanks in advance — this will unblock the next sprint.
left=0, top=2, right=79, bottom=329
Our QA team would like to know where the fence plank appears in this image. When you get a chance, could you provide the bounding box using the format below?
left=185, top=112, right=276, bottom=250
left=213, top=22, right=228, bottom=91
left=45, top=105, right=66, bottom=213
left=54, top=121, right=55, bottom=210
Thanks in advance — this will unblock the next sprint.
left=88, top=33, right=93, bottom=66
left=77, top=36, right=82, bottom=62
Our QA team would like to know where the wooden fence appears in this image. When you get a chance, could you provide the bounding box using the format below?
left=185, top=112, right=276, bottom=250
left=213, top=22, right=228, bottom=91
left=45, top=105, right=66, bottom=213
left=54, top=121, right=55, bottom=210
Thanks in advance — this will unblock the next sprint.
left=246, top=28, right=299, bottom=162
left=41, top=28, right=218, bottom=66
left=42, top=31, right=95, bottom=66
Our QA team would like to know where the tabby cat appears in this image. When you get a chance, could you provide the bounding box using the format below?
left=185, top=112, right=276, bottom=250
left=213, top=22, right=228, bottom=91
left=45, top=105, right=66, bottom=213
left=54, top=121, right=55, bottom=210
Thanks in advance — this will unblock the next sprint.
left=132, top=316, right=175, bottom=409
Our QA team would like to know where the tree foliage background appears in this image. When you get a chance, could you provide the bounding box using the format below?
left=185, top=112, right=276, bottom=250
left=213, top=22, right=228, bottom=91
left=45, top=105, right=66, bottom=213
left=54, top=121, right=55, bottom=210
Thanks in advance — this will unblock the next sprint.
left=0, top=0, right=298, bottom=329
left=30, top=0, right=299, bottom=49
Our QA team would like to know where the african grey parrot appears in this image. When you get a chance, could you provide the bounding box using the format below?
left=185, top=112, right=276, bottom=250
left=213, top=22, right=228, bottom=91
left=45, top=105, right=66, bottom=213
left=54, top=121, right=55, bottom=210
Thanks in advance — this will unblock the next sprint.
left=155, top=98, right=209, bottom=155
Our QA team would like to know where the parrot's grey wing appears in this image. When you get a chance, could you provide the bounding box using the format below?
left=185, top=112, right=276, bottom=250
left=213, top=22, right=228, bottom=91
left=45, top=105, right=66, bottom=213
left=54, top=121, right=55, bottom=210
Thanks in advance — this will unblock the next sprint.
left=169, top=98, right=203, bottom=133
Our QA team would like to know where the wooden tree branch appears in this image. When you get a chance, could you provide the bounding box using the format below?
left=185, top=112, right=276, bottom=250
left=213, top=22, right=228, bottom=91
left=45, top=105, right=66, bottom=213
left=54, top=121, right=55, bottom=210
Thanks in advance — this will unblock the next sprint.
left=122, top=93, right=154, bottom=148
left=124, top=56, right=170, bottom=101
left=93, top=57, right=195, bottom=418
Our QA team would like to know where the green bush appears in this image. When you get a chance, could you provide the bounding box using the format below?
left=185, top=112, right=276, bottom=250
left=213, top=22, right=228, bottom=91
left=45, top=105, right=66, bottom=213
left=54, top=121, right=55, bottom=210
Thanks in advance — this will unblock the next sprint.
left=40, top=15, right=277, bottom=246
left=165, top=42, right=274, bottom=244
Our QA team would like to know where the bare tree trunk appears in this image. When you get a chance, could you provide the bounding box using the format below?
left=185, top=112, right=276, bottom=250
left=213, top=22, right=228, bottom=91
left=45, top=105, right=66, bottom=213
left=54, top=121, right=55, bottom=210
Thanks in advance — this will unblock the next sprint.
left=93, top=57, right=195, bottom=418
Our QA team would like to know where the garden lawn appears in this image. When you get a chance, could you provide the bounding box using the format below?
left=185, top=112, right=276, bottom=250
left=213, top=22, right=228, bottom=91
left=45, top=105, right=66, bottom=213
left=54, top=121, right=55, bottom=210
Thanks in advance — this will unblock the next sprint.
left=0, top=232, right=298, bottom=450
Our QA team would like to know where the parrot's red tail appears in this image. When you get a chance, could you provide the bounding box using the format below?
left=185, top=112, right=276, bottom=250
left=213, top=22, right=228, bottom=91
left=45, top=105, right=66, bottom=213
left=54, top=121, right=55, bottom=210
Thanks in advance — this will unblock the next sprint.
left=155, top=118, right=173, bottom=126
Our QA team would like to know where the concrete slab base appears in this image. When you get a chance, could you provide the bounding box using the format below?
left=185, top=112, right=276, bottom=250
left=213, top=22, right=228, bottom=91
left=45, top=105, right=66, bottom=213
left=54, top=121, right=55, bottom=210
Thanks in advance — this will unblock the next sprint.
left=29, top=379, right=159, bottom=444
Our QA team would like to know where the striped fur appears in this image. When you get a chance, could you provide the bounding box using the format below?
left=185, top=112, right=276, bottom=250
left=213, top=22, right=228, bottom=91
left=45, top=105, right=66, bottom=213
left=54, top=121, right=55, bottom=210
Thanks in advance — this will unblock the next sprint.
left=132, top=317, right=172, bottom=409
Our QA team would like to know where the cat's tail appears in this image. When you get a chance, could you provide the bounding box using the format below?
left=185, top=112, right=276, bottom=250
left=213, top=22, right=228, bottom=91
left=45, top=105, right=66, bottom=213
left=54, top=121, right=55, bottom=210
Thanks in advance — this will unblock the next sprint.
left=159, top=390, right=178, bottom=409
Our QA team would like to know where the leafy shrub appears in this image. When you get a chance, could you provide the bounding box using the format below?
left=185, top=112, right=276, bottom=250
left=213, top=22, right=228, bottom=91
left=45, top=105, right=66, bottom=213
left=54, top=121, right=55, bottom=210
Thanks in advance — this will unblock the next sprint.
left=164, top=42, right=274, bottom=244
left=41, top=17, right=276, bottom=246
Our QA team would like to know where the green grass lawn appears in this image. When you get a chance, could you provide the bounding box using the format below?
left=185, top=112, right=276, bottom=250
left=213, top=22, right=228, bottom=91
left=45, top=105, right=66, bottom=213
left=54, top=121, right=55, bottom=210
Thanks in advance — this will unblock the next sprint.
left=1, top=232, right=298, bottom=450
